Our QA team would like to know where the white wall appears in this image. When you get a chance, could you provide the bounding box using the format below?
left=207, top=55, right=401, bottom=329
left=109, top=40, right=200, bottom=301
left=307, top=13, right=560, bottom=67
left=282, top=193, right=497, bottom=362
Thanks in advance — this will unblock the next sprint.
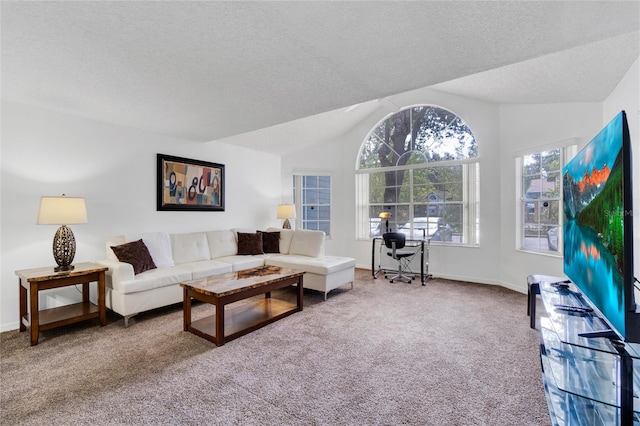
left=497, top=103, right=603, bottom=290
left=280, top=58, right=639, bottom=294
left=1, top=101, right=281, bottom=331
left=497, top=59, right=639, bottom=291
left=281, top=87, right=504, bottom=286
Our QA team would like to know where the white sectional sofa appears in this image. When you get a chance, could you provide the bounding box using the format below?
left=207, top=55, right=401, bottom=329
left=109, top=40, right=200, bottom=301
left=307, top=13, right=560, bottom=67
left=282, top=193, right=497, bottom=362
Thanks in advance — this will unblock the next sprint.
left=97, top=228, right=355, bottom=326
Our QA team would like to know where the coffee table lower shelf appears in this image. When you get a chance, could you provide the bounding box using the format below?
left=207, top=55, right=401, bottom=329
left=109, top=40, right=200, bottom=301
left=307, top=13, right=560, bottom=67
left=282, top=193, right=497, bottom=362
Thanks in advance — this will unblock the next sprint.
left=187, top=298, right=299, bottom=345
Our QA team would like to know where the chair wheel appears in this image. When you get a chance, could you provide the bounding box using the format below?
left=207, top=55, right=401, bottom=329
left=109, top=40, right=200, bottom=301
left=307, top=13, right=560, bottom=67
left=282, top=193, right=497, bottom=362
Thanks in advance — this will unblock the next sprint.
left=390, top=280, right=394, bottom=283
left=408, top=280, right=412, bottom=283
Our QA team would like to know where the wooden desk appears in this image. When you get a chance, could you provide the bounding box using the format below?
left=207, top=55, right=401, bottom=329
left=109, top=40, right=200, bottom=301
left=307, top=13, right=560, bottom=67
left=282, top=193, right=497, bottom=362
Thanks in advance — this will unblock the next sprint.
left=15, top=262, right=107, bottom=346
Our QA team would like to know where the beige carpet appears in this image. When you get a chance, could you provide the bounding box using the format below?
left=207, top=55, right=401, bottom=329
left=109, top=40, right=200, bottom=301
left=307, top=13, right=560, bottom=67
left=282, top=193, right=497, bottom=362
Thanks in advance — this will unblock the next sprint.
left=1, top=269, right=550, bottom=425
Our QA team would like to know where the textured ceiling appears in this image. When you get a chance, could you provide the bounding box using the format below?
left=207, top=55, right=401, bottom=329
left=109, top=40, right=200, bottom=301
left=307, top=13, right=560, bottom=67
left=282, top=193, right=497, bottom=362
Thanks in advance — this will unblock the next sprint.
left=2, top=1, right=639, bottom=153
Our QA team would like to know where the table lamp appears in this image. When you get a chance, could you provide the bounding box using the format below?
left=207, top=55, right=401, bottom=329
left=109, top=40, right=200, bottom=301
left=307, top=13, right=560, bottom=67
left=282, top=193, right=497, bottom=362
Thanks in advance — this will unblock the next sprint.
left=378, top=211, right=392, bottom=233
left=277, top=204, right=296, bottom=229
left=37, top=194, right=88, bottom=271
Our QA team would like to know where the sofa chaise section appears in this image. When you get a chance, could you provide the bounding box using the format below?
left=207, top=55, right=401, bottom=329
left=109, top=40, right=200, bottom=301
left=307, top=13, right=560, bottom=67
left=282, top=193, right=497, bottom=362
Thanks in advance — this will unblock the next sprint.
left=265, top=255, right=355, bottom=300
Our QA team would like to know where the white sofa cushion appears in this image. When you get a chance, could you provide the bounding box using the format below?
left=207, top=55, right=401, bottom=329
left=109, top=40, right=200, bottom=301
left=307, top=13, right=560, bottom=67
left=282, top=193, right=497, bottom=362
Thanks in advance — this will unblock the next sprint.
left=289, top=229, right=324, bottom=257
left=114, top=267, right=193, bottom=294
left=266, top=255, right=355, bottom=276
left=231, top=227, right=257, bottom=239
left=215, top=255, right=266, bottom=272
left=171, top=232, right=211, bottom=264
left=206, top=230, right=237, bottom=258
left=125, top=232, right=174, bottom=268
left=179, top=260, right=233, bottom=279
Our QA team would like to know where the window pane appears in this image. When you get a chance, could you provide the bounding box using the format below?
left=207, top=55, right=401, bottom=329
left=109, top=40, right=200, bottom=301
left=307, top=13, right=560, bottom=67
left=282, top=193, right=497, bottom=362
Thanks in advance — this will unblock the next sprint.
left=540, top=200, right=559, bottom=225
left=318, top=189, right=330, bottom=204
left=542, top=172, right=560, bottom=198
left=397, top=185, right=411, bottom=203
left=541, top=149, right=560, bottom=173
left=304, top=206, right=318, bottom=220
left=304, top=189, right=318, bottom=204
left=523, top=153, right=541, bottom=175
left=318, top=222, right=330, bottom=235
left=304, top=221, right=319, bottom=231
left=445, top=182, right=463, bottom=201
left=413, top=184, right=431, bottom=202
left=523, top=201, right=539, bottom=225
left=523, top=234, right=541, bottom=251
left=318, top=206, right=330, bottom=220
left=303, top=176, right=318, bottom=187
left=524, top=175, right=541, bottom=199
left=544, top=225, right=559, bottom=251
left=319, top=176, right=331, bottom=188
left=443, top=204, right=462, bottom=225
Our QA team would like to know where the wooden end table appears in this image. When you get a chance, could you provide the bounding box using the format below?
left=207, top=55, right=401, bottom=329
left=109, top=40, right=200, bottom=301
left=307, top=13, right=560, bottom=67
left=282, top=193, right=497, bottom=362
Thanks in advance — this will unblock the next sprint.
left=15, top=262, right=108, bottom=346
left=181, top=265, right=305, bottom=346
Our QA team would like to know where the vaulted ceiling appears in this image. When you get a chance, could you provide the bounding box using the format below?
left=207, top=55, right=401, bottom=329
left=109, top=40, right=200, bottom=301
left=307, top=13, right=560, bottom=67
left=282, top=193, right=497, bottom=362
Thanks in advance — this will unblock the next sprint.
left=2, top=1, right=638, bottom=155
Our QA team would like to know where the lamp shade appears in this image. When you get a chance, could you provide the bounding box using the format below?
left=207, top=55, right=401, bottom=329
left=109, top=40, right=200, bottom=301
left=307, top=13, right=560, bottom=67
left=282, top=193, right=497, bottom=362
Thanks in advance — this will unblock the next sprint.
left=378, top=212, right=392, bottom=219
left=37, top=195, right=88, bottom=225
left=277, top=204, right=296, bottom=219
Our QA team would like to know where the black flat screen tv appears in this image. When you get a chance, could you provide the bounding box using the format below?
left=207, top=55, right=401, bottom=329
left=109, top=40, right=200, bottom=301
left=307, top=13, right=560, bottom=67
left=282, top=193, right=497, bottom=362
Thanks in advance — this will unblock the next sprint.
left=563, top=110, right=639, bottom=343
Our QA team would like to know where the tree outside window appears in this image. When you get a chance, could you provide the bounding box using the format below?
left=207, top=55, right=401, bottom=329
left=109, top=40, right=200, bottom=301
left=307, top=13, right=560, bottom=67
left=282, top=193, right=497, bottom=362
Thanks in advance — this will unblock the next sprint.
left=356, top=106, right=479, bottom=244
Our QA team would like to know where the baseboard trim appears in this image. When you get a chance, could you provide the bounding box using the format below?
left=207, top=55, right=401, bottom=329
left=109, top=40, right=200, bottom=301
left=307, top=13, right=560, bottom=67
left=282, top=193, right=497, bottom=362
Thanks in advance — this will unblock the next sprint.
left=1, top=321, right=20, bottom=333
left=358, top=264, right=527, bottom=295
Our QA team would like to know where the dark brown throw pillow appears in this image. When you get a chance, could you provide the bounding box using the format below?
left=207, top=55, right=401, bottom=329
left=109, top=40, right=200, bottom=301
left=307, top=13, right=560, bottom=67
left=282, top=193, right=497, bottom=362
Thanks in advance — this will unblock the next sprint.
left=258, top=230, right=280, bottom=253
left=237, top=232, right=264, bottom=255
left=111, top=239, right=157, bottom=275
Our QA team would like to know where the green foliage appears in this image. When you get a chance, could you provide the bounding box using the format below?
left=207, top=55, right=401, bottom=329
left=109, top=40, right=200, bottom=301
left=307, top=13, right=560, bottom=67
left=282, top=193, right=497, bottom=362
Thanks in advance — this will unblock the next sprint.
left=359, top=106, right=477, bottom=170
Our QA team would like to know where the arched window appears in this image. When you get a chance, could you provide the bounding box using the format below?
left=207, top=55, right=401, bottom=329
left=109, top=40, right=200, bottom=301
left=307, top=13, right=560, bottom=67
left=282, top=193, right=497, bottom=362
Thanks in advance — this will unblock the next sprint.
left=356, top=105, right=480, bottom=245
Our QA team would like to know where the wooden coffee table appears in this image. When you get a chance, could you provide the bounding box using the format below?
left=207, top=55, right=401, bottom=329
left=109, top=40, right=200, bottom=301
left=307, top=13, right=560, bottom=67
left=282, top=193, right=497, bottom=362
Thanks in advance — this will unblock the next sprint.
left=181, top=265, right=305, bottom=346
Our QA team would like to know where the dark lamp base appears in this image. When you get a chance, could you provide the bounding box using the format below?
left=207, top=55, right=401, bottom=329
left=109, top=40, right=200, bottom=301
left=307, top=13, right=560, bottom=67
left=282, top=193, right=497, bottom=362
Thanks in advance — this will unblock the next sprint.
left=52, top=225, right=77, bottom=272
left=54, top=264, right=75, bottom=272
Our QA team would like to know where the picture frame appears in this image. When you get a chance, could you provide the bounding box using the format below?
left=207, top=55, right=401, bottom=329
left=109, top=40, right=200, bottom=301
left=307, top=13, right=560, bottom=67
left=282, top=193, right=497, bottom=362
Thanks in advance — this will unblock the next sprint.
left=157, top=153, right=225, bottom=211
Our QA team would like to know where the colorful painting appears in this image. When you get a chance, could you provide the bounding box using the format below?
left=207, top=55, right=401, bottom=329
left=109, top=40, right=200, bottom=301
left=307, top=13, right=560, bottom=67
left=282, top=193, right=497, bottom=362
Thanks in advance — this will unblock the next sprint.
left=157, top=154, right=225, bottom=211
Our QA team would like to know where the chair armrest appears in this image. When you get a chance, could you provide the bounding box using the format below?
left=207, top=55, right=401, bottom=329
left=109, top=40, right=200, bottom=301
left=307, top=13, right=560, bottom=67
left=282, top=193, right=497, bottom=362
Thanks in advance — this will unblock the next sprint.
left=95, top=259, right=134, bottom=288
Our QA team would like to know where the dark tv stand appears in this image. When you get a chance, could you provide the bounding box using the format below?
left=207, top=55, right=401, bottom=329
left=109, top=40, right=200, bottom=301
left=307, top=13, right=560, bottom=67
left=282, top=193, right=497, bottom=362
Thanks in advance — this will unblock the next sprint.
left=534, top=276, right=639, bottom=425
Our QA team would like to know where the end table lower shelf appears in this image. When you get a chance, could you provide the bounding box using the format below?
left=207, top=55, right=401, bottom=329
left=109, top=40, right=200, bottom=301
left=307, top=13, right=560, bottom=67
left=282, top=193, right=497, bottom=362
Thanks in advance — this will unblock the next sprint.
left=32, top=302, right=102, bottom=331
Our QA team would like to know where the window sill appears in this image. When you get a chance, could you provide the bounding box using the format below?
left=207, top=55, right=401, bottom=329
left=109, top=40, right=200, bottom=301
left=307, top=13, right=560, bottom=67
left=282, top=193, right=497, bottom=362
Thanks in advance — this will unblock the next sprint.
left=516, top=248, right=562, bottom=258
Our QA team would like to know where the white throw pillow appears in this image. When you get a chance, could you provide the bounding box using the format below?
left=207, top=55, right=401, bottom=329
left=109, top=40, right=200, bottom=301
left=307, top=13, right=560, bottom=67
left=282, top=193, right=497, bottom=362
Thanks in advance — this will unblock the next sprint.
left=126, top=232, right=174, bottom=268
left=170, top=232, right=211, bottom=264
left=289, top=229, right=324, bottom=258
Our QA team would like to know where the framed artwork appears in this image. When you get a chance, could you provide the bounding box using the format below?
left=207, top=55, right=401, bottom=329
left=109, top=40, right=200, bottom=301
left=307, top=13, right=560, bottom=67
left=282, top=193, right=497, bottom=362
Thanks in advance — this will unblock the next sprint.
left=157, top=154, right=225, bottom=211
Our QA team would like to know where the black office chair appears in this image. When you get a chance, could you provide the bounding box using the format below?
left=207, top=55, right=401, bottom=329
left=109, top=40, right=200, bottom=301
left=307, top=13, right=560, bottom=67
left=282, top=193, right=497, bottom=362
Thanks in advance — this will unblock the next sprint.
left=382, top=232, right=415, bottom=283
